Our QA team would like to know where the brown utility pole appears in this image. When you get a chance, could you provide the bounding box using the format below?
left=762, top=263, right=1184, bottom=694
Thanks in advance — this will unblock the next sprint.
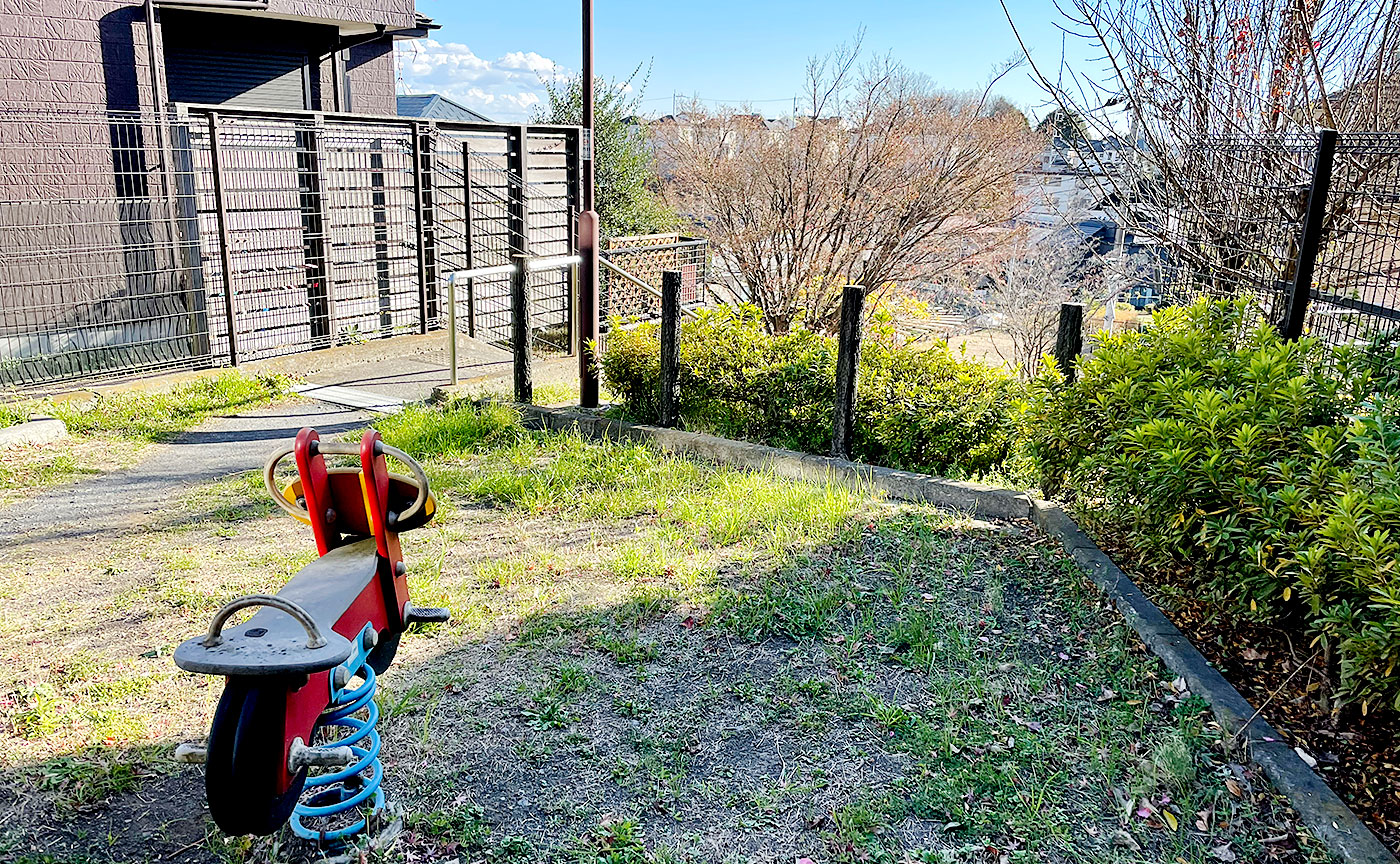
left=577, top=0, right=602, bottom=406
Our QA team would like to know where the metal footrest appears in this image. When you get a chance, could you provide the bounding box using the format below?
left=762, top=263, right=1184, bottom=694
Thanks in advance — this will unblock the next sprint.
left=403, top=604, right=450, bottom=626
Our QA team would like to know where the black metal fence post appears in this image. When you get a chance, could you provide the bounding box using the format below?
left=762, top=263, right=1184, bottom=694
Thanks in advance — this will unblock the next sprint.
left=511, top=254, right=533, bottom=403
left=296, top=120, right=335, bottom=348
left=659, top=270, right=682, bottom=428
left=370, top=138, right=391, bottom=337
left=1282, top=128, right=1339, bottom=341
left=831, top=284, right=864, bottom=460
left=412, top=122, right=439, bottom=334
left=169, top=113, right=209, bottom=362
left=1054, top=302, right=1084, bottom=384
left=507, top=125, right=531, bottom=402
left=461, top=141, right=477, bottom=338
left=506, top=125, right=529, bottom=258
left=206, top=111, right=239, bottom=367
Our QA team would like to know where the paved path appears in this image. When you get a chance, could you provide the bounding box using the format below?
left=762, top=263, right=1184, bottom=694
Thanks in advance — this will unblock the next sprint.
left=0, top=399, right=370, bottom=546
left=4, top=334, right=578, bottom=547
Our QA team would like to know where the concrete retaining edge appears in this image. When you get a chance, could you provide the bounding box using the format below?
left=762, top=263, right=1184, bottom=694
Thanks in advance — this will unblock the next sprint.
left=0, top=417, right=67, bottom=448
left=517, top=404, right=1396, bottom=864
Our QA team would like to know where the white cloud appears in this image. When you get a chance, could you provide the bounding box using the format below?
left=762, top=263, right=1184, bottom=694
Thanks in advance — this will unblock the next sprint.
left=395, top=40, right=567, bottom=122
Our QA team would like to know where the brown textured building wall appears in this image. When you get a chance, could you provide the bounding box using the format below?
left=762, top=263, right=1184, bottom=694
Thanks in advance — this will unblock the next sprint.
left=0, top=0, right=414, bottom=113
left=0, top=1, right=154, bottom=112
left=348, top=39, right=396, bottom=115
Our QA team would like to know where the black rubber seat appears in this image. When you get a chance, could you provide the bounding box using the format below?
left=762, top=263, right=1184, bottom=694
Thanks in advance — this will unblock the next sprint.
left=174, top=539, right=380, bottom=676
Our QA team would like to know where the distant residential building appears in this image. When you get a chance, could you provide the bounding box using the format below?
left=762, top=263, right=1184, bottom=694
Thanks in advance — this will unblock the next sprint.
left=397, top=94, right=493, bottom=123
left=1016, top=135, right=1161, bottom=307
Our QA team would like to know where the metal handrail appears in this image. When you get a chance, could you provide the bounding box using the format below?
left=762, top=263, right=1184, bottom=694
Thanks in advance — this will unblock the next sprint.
left=442, top=255, right=584, bottom=386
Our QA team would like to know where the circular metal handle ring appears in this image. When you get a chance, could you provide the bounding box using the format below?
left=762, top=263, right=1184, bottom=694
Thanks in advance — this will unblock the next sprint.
left=262, top=445, right=308, bottom=520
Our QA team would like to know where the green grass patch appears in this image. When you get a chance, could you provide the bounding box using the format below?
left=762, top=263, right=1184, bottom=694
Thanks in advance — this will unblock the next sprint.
left=57, top=372, right=293, bottom=442
left=0, top=371, right=295, bottom=497
left=377, top=401, right=865, bottom=552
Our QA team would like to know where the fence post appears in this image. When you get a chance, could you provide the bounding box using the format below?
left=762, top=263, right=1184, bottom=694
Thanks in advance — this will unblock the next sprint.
left=370, top=137, right=391, bottom=336
left=1054, top=302, right=1084, bottom=384
left=296, top=120, right=335, bottom=348
left=506, top=125, right=528, bottom=258
left=412, top=122, right=440, bottom=334
left=579, top=211, right=601, bottom=407
left=461, top=141, right=477, bottom=338
left=831, top=285, right=864, bottom=460
left=447, top=274, right=458, bottom=386
left=206, top=111, right=239, bottom=367
left=169, top=112, right=209, bottom=363
left=507, top=126, right=531, bottom=401
left=659, top=270, right=682, bottom=428
left=1282, top=128, right=1339, bottom=341
left=512, top=254, right=533, bottom=403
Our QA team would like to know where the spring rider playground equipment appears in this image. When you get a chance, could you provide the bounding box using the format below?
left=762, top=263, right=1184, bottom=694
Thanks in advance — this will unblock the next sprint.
left=173, top=428, right=448, bottom=846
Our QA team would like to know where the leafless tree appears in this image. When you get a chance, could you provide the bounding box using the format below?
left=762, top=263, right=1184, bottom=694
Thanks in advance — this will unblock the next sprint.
left=654, top=37, right=1042, bottom=334
left=1003, top=0, right=1400, bottom=311
left=976, top=231, right=1107, bottom=377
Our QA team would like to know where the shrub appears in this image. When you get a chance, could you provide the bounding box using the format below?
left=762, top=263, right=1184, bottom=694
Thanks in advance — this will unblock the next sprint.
left=1024, top=298, right=1400, bottom=710
left=600, top=304, right=1022, bottom=478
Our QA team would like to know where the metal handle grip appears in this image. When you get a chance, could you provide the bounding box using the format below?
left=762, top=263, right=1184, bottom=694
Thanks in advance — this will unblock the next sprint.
left=378, top=442, right=429, bottom=528
left=200, top=595, right=328, bottom=649
left=263, top=444, right=307, bottom=519
left=262, top=440, right=429, bottom=530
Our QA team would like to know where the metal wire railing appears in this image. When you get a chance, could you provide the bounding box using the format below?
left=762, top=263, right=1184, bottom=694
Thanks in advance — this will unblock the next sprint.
left=0, top=107, right=582, bottom=391
left=1308, top=134, right=1400, bottom=345
left=0, top=111, right=206, bottom=386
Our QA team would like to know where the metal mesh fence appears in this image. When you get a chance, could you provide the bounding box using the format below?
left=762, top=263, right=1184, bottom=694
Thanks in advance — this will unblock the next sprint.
left=0, top=110, right=206, bottom=387
left=0, top=108, right=581, bottom=391
left=1157, top=131, right=1400, bottom=346
left=433, top=127, right=576, bottom=353
left=1157, top=135, right=1315, bottom=320
left=599, top=234, right=709, bottom=327
left=1308, top=135, right=1400, bottom=344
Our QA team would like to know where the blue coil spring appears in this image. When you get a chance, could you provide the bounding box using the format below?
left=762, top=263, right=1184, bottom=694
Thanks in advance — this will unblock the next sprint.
left=289, top=626, right=385, bottom=846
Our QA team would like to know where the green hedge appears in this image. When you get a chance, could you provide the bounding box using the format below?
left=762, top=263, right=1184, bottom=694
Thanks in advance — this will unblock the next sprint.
left=600, top=305, right=1024, bottom=478
left=1024, top=299, right=1400, bottom=710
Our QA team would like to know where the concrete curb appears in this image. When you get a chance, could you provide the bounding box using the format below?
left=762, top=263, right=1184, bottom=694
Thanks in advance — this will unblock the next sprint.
left=0, top=417, right=67, bottom=448
left=517, top=404, right=1396, bottom=864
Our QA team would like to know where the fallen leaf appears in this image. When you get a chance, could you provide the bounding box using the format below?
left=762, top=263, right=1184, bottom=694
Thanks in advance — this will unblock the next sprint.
left=1209, top=844, right=1238, bottom=862
left=1164, top=810, right=1178, bottom=831
left=1293, top=746, right=1318, bottom=768
left=1111, top=829, right=1142, bottom=852
left=1225, top=779, right=1243, bottom=797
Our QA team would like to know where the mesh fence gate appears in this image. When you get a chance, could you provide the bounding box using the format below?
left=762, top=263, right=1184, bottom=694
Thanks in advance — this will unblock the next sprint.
left=0, top=107, right=582, bottom=392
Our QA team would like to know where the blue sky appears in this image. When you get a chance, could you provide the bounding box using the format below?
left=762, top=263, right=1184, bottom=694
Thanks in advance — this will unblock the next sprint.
left=397, top=1, right=1102, bottom=122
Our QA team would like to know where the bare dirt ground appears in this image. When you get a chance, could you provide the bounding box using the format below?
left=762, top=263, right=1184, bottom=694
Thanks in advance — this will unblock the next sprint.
left=0, top=405, right=1328, bottom=864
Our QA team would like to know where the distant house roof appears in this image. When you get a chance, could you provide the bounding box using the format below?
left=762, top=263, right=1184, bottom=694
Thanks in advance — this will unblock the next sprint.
left=397, top=94, right=493, bottom=123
